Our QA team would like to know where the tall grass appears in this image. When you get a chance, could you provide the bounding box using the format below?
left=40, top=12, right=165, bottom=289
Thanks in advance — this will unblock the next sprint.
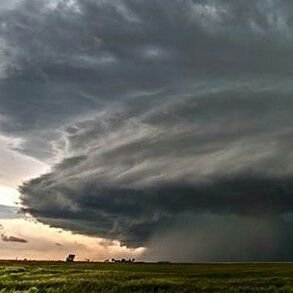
left=0, top=261, right=293, bottom=292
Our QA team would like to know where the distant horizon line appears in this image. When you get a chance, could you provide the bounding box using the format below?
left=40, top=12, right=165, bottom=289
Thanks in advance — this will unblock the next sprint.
left=1, top=259, right=293, bottom=265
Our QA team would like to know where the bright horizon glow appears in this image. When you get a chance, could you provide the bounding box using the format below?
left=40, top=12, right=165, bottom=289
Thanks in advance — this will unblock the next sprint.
left=0, top=219, right=145, bottom=261
left=0, top=185, right=19, bottom=207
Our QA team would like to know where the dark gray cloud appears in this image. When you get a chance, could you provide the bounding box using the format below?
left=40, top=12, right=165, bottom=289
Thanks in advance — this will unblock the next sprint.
left=143, top=213, right=293, bottom=262
left=1, top=234, right=28, bottom=243
left=19, top=173, right=293, bottom=247
left=0, top=0, right=293, bottom=259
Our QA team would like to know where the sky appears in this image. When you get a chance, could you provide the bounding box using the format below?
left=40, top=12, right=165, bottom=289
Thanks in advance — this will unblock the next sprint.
left=1, top=0, right=293, bottom=261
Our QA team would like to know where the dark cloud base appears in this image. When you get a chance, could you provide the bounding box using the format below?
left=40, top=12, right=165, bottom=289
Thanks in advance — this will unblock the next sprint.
left=20, top=174, right=293, bottom=247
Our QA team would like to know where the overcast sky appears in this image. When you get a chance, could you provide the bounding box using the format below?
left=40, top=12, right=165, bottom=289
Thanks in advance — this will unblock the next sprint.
left=1, top=0, right=293, bottom=261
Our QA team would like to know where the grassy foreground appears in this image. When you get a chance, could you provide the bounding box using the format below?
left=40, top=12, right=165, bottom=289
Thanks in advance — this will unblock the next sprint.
left=0, top=261, right=293, bottom=292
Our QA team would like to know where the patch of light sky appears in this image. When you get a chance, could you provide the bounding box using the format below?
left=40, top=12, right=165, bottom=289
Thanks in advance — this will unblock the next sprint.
left=0, top=219, right=145, bottom=261
left=0, top=135, right=48, bottom=207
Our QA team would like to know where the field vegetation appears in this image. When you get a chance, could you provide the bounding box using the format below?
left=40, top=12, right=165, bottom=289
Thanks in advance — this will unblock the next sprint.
left=0, top=261, right=293, bottom=292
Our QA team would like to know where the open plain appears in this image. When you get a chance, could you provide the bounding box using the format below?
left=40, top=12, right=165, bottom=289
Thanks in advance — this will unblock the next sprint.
left=0, top=261, right=293, bottom=292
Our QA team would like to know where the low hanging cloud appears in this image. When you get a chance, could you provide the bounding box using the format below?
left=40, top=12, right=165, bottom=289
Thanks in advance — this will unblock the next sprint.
left=0, top=224, right=28, bottom=243
left=1, top=234, right=28, bottom=243
left=1, top=0, right=293, bottom=259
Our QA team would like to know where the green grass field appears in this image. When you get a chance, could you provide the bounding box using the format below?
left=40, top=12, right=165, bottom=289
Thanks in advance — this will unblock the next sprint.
left=1, top=261, right=293, bottom=292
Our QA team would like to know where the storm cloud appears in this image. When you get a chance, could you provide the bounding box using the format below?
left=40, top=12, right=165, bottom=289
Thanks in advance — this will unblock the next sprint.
left=1, top=0, right=293, bottom=259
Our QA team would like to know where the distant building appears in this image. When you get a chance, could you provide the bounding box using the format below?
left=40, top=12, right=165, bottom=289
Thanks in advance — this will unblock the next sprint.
left=66, top=254, right=75, bottom=262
